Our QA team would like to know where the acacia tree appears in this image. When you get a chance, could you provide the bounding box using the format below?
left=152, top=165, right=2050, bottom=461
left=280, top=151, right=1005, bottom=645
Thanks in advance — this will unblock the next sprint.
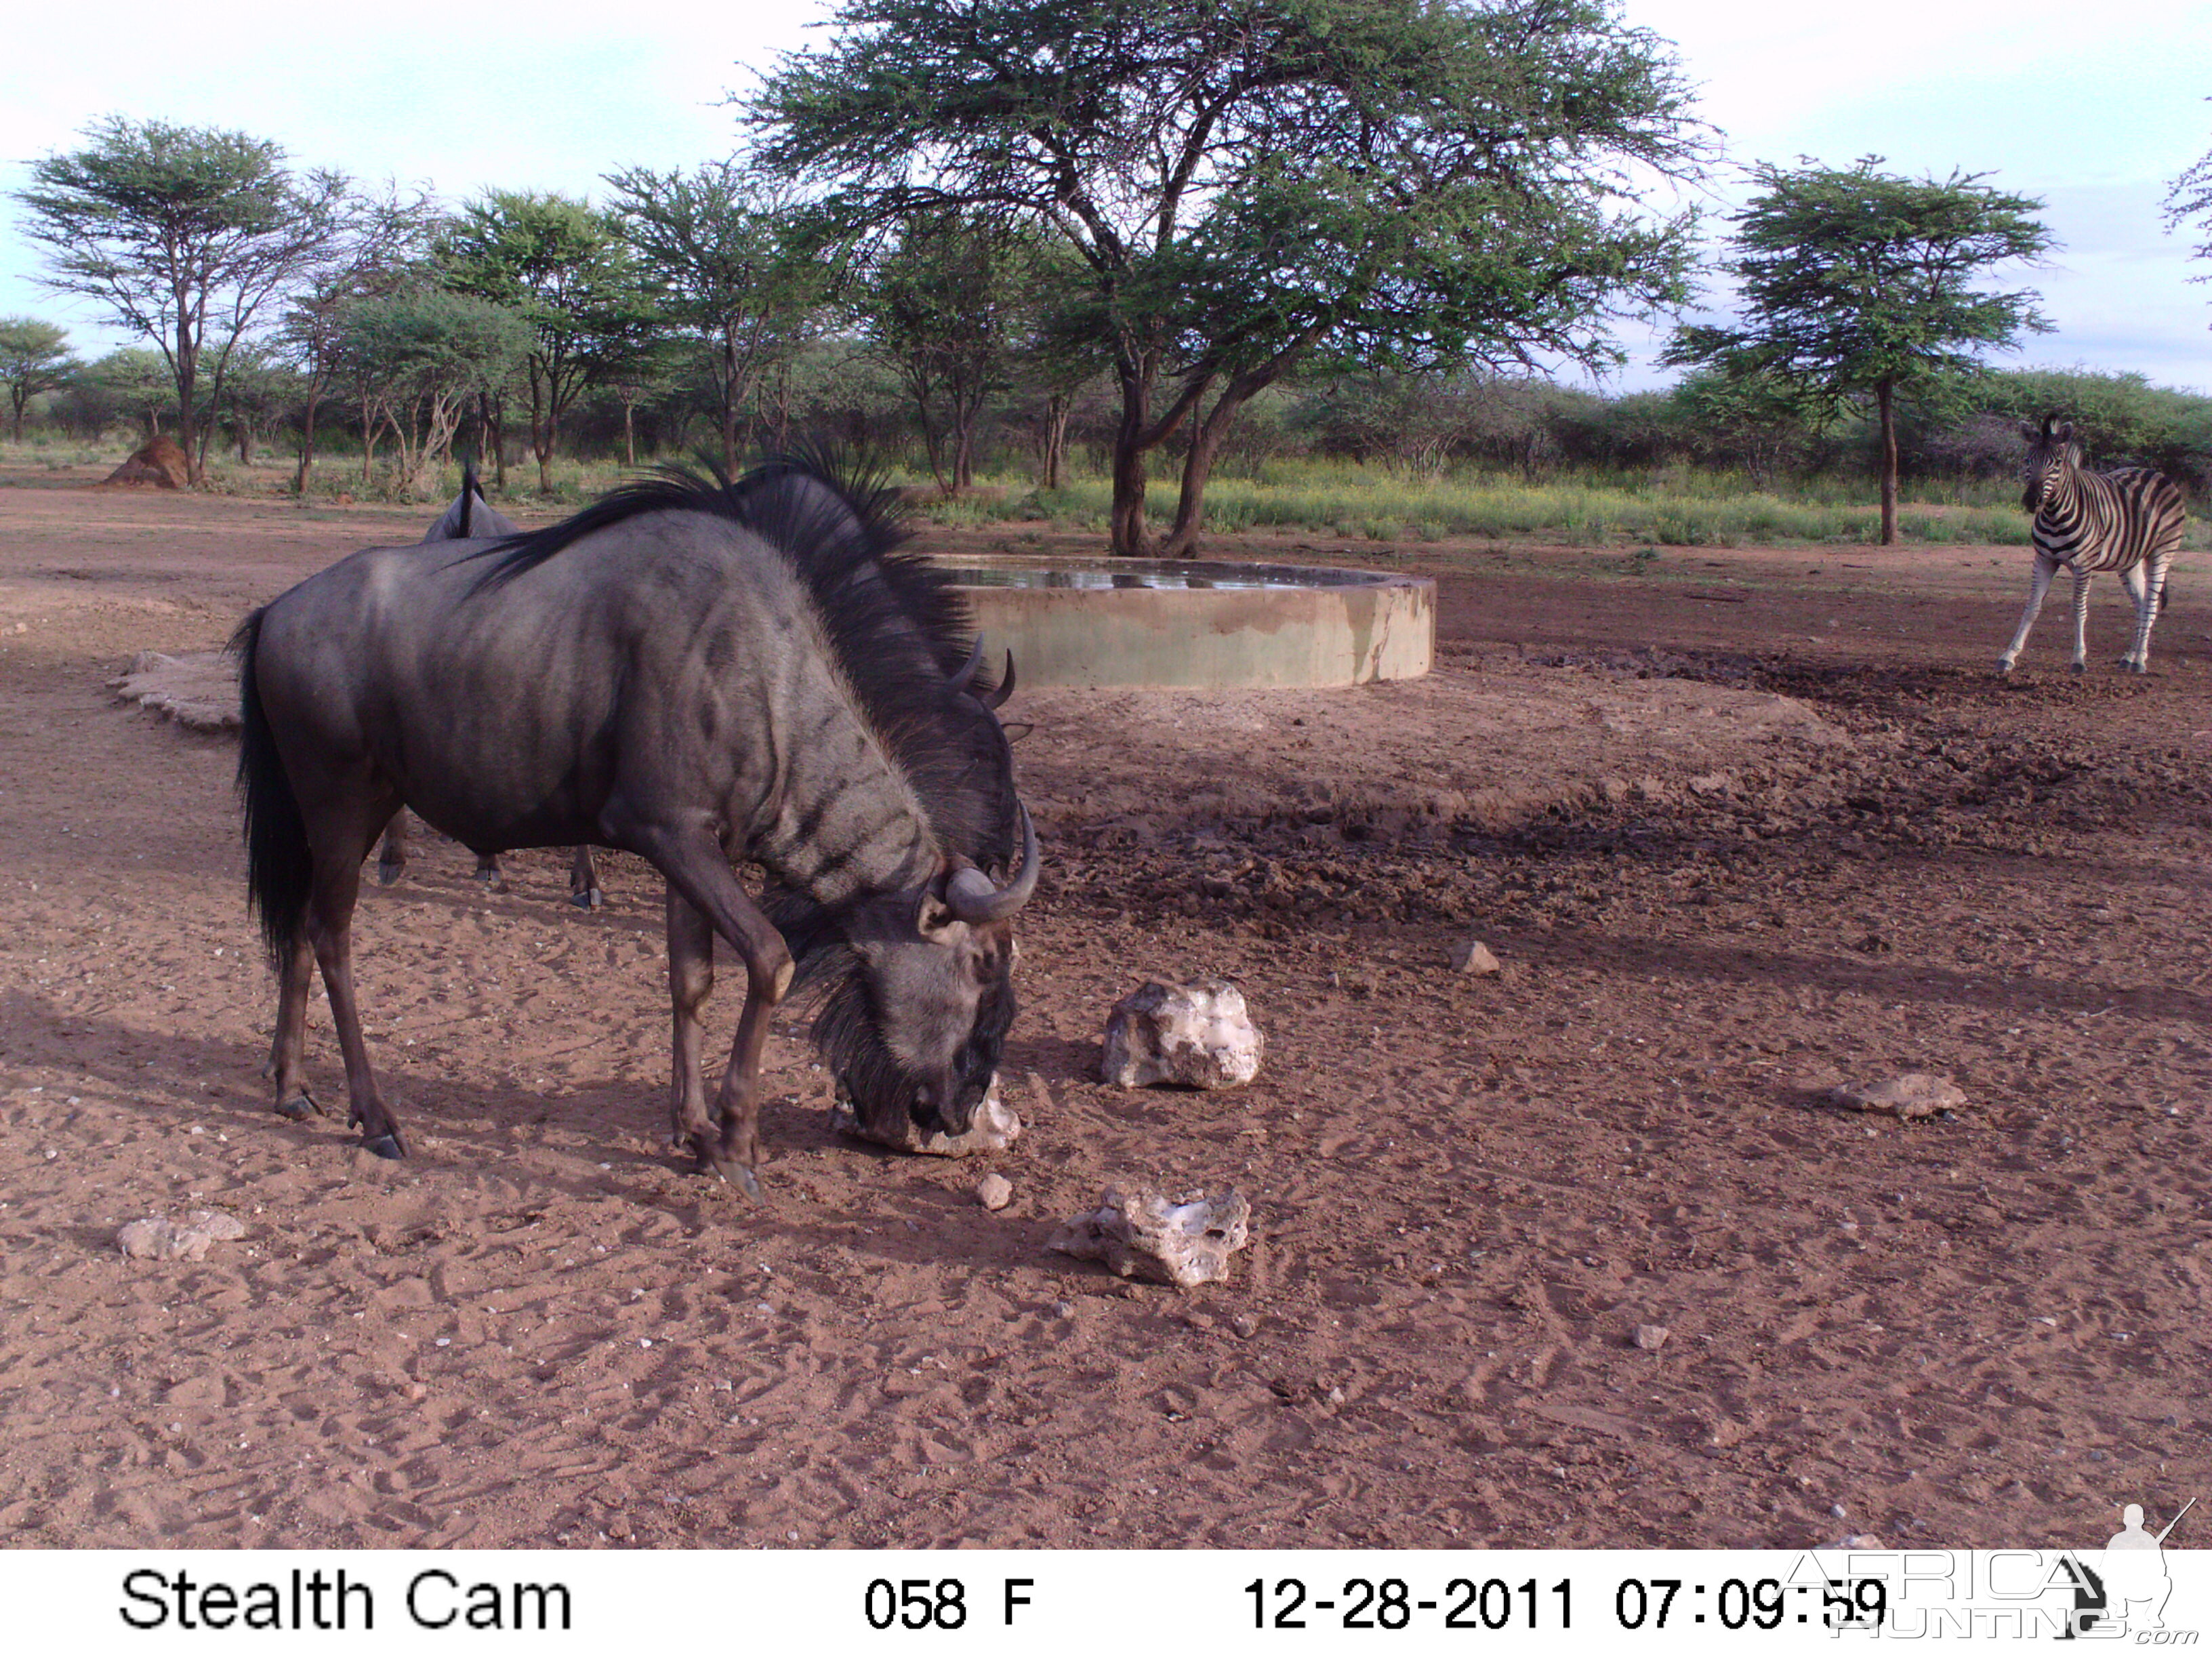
left=752, top=0, right=1704, bottom=554
left=279, top=183, right=438, bottom=491
left=13, top=117, right=348, bottom=484
left=333, top=287, right=532, bottom=497
left=1665, top=157, right=2053, bottom=544
left=0, top=318, right=81, bottom=442
left=603, top=163, right=827, bottom=472
left=2168, top=117, right=2212, bottom=315
left=439, top=192, right=659, bottom=492
left=855, top=212, right=1057, bottom=491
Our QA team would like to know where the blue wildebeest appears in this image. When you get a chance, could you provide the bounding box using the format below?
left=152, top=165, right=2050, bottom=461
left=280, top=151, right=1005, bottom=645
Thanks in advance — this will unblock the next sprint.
left=373, top=467, right=605, bottom=908
left=233, top=456, right=1036, bottom=1196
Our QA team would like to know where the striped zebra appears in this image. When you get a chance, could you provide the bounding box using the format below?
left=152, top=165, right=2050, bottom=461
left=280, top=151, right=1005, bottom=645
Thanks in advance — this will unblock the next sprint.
left=1997, top=416, right=2186, bottom=676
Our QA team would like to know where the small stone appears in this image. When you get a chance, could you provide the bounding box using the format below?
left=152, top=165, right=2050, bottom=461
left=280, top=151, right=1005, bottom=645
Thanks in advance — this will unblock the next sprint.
left=1830, top=1503, right=1849, bottom=1519
left=1633, top=1323, right=1671, bottom=1351
left=184, top=1209, right=247, bottom=1241
left=975, top=1173, right=1013, bottom=1211
left=1451, top=939, right=1502, bottom=976
left=1101, top=979, right=1263, bottom=1090
left=1824, top=1534, right=1883, bottom=1550
left=607, top=1516, right=633, bottom=1540
left=1229, top=1313, right=1259, bottom=1339
left=1052, top=1300, right=1075, bottom=1319
left=1825, top=1073, right=1966, bottom=1120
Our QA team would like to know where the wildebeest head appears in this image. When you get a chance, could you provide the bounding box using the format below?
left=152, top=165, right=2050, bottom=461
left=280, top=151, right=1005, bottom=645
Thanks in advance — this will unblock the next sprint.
left=2020, top=416, right=2078, bottom=514
left=806, top=806, right=1038, bottom=1137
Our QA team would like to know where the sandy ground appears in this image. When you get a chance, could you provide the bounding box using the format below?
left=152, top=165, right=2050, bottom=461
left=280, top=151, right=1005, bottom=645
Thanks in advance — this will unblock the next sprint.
left=1, top=468, right=2209, bottom=1551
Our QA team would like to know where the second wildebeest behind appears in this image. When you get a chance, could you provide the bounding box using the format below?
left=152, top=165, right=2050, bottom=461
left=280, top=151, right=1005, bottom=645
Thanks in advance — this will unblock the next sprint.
left=233, top=456, right=1037, bottom=1196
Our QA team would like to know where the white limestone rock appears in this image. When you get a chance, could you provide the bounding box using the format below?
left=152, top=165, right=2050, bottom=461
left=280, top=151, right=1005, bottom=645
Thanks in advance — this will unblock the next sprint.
left=1101, top=979, right=1263, bottom=1090
left=1046, top=1185, right=1252, bottom=1289
left=830, top=1077, right=1021, bottom=1158
left=1451, top=938, right=1502, bottom=975
left=1825, top=1073, right=1965, bottom=1120
left=110, top=650, right=239, bottom=733
left=117, top=1210, right=247, bottom=1261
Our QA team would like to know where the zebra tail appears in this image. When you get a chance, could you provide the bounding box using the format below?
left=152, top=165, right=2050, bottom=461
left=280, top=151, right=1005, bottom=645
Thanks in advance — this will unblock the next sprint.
left=230, top=609, right=314, bottom=970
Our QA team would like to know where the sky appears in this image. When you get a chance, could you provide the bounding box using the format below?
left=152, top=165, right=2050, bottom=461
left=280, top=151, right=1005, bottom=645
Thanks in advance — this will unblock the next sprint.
left=3, top=0, right=2209, bottom=394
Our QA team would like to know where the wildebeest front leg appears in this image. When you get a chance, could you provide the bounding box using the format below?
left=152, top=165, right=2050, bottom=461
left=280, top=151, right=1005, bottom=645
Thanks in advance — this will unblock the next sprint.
left=623, top=826, right=793, bottom=1198
left=375, top=813, right=408, bottom=886
left=571, top=846, right=604, bottom=910
left=665, top=887, right=716, bottom=1153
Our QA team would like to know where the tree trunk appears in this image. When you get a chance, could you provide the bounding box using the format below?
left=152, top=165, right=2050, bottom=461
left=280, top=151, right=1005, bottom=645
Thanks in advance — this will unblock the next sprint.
left=1161, top=378, right=1259, bottom=558
left=1877, top=379, right=1898, bottom=547
left=720, top=327, right=743, bottom=476
left=1040, top=393, right=1069, bottom=491
left=1109, top=365, right=1154, bottom=556
left=8, top=393, right=24, bottom=444
left=621, top=396, right=637, bottom=469
left=480, top=391, right=506, bottom=493
left=295, top=386, right=322, bottom=493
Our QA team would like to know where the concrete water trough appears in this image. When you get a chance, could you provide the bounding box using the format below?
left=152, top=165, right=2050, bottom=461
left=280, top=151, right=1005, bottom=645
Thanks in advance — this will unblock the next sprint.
left=940, top=556, right=1434, bottom=689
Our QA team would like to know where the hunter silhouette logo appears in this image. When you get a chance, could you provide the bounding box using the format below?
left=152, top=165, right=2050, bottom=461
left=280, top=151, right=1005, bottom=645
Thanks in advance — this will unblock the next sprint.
left=2060, top=1497, right=2195, bottom=1639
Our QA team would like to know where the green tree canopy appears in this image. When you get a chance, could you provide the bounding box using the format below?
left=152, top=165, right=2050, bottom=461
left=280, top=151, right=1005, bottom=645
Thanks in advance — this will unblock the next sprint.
left=1664, top=156, right=2054, bottom=544
left=603, top=163, right=828, bottom=472
left=438, top=191, right=660, bottom=491
left=12, top=117, right=348, bottom=483
left=854, top=211, right=1059, bottom=491
left=0, top=317, right=83, bottom=442
left=752, top=0, right=1707, bottom=553
left=334, top=287, right=532, bottom=496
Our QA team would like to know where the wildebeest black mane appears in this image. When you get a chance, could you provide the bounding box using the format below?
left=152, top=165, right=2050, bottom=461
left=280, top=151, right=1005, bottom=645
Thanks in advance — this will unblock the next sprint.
left=463, top=447, right=1017, bottom=893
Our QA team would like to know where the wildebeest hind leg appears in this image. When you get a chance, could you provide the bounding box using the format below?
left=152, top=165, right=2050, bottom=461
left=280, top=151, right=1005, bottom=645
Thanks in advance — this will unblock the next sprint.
left=300, top=803, right=410, bottom=1159
left=665, top=886, right=717, bottom=1155
left=267, top=932, right=321, bottom=1120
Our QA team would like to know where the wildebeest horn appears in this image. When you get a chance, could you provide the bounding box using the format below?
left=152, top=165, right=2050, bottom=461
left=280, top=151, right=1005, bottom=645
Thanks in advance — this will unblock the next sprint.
left=944, top=804, right=1039, bottom=924
left=982, top=651, right=1016, bottom=710
left=948, top=637, right=985, bottom=691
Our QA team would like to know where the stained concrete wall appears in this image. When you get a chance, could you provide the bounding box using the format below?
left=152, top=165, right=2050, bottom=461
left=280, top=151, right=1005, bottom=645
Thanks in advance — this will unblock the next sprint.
left=953, top=560, right=1433, bottom=689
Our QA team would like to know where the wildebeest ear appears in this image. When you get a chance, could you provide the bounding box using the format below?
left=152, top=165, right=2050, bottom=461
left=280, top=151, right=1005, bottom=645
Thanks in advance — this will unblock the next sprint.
left=914, top=876, right=962, bottom=943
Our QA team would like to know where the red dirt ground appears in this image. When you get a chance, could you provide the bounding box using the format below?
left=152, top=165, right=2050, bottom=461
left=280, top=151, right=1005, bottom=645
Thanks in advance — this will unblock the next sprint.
left=1, top=469, right=2207, bottom=1550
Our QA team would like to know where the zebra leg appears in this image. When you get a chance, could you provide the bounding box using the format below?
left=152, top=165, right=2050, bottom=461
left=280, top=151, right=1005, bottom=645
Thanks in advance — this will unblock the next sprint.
left=2118, top=562, right=2152, bottom=672
left=569, top=845, right=604, bottom=910
left=2129, top=550, right=2177, bottom=673
left=1998, top=552, right=2060, bottom=673
left=375, top=812, right=408, bottom=886
left=2068, top=567, right=2093, bottom=673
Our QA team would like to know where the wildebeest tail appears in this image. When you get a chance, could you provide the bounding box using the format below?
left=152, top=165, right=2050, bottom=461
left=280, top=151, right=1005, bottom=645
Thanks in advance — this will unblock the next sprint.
left=230, top=608, right=313, bottom=968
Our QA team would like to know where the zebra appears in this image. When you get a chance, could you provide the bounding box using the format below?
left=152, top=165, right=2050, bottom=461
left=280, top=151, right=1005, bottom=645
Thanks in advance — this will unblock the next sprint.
left=1997, top=416, right=2186, bottom=676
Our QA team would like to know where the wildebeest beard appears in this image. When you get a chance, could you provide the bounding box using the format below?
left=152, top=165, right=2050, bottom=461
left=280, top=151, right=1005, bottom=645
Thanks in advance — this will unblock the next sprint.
left=777, top=916, right=1019, bottom=1139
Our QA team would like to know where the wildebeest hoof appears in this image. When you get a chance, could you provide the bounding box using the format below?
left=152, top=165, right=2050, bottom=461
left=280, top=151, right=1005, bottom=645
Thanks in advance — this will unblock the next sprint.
left=363, top=1131, right=406, bottom=1160
left=376, top=856, right=405, bottom=886
left=274, top=1090, right=321, bottom=1122
left=701, top=1151, right=762, bottom=1200
left=571, top=886, right=604, bottom=910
